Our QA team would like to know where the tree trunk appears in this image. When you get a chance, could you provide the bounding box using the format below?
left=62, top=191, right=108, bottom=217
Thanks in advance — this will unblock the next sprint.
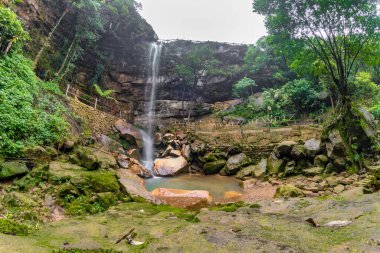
left=56, top=33, right=78, bottom=77
left=33, top=7, right=70, bottom=69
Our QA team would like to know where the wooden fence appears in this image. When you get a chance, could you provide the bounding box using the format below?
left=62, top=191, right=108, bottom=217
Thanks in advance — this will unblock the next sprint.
left=65, top=84, right=129, bottom=119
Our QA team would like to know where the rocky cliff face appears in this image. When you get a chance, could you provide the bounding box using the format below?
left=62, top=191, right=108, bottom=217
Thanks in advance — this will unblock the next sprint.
left=9, top=0, right=248, bottom=119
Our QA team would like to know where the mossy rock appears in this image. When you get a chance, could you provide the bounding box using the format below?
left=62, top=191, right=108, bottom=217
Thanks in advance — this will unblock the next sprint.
left=236, top=165, right=256, bottom=180
left=302, top=167, right=324, bottom=177
left=23, top=146, right=51, bottom=165
left=267, top=153, right=286, bottom=175
left=274, top=184, right=304, bottom=198
left=74, top=147, right=100, bottom=171
left=96, top=192, right=117, bottom=208
left=3, top=191, right=39, bottom=207
left=224, top=153, right=251, bottom=175
left=85, top=172, right=120, bottom=193
left=367, top=166, right=380, bottom=179
left=0, top=161, right=28, bottom=180
left=203, top=160, right=226, bottom=174
left=203, top=153, right=218, bottom=162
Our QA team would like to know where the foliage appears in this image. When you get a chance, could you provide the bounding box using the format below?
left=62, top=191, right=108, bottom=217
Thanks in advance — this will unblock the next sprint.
left=62, top=194, right=117, bottom=216
left=253, top=0, right=380, bottom=108
left=0, top=218, right=30, bottom=236
left=244, top=36, right=297, bottom=87
left=0, top=6, right=29, bottom=54
left=233, top=77, right=256, bottom=101
left=210, top=202, right=246, bottom=212
left=93, top=84, right=115, bottom=99
left=0, top=52, right=68, bottom=156
left=350, top=72, right=380, bottom=107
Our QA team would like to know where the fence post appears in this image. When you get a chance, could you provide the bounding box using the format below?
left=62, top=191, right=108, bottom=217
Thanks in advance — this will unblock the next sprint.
left=65, top=84, right=70, bottom=96
left=94, top=98, right=98, bottom=109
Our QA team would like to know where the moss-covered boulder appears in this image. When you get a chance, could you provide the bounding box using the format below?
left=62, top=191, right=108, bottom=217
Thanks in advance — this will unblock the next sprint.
left=203, top=159, right=226, bottom=175
left=85, top=172, right=120, bottom=193
left=274, top=141, right=297, bottom=158
left=235, top=165, right=256, bottom=180
left=267, top=153, right=286, bottom=175
left=302, top=167, right=324, bottom=176
left=0, top=161, right=28, bottom=180
left=74, top=147, right=100, bottom=171
left=24, top=146, right=51, bottom=165
left=291, top=145, right=307, bottom=160
left=274, top=185, right=304, bottom=198
left=3, top=192, right=39, bottom=207
left=203, top=153, right=218, bottom=162
left=221, top=153, right=251, bottom=176
left=314, top=154, right=329, bottom=168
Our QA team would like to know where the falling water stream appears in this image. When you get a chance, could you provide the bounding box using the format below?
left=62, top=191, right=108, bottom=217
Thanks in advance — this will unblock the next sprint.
left=140, top=42, right=163, bottom=172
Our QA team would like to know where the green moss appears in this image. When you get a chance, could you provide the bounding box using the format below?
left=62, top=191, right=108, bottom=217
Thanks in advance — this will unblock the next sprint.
left=52, top=249, right=122, bottom=253
left=0, top=219, right=29, bottom=236
left=210, top=201, right=246, bottom=212
left=249, top=203, right=262, bottom=209
left=274, top=184, right=304, bottom=198
left=85, top=171, right=120, bottom=193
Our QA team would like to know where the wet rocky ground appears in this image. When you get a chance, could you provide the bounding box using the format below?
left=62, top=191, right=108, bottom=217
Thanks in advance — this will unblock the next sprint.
left=1, top=188, right=379, bottom=253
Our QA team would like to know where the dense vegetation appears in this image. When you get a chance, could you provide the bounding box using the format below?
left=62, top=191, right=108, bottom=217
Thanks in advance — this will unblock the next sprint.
left=0, top=6, right=68, bottom=156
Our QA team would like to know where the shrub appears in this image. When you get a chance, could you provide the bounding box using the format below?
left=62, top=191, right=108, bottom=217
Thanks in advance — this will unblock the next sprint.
left=0, top=53, right=68, bottom=156
left=0, top=218, right=29, bottom=236
left=0, top=6, right=29, bottom=54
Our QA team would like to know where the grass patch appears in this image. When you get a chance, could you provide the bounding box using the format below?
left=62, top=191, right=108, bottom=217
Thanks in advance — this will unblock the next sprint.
left=52, top=249, right=122, bottom=253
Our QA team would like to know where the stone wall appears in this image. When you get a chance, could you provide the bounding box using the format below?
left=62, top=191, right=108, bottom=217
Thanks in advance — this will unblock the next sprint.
left=69, top=98, right=120, bottom=136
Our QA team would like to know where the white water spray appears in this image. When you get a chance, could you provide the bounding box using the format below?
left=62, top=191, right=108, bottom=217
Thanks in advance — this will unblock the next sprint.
left=141, top=42, right=163, bottom=172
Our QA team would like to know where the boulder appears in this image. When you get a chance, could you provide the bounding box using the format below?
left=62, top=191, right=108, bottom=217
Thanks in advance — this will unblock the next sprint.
left=24, top=146, right=51, bottom=165
left=314, top=154, right=329, bottom=168
left=118, top=155, right=152, bottom=178
left=0, top=161, right=28, bottom=180
left=126, top=148, right=140, bottom=160
left=74, top=147, right=100, bottom=170
left=161, top=145, right=174, bottom=158
left=333, top=184, right=345, bottom=194
left=114, top=119, right=142, bottom=147
left=304, top=138, right=321, bottom=157
left=326, top=130, right=346, bottom=160
left=239, top=178, right=257, bottom=190
left=283, top=160, right=296, bottom=177
left=151, top=188, right=212, bottom=210
left=169, top=149, right=182, bottom=158
left=274, top=141, right=297, bottom=158
left=3, top=192, right=38, bottom=207
left=162, top=133, right=176, bottom=145
left=190, top=140, right=206, bottom=154
left=223, top=153, right=251, bottom=175
left=154, top=156, right=188, bottom=176
left=203, top=160, right=226, bottom=175
left=332, top=157, right=347, bottom=171
left=96, top=135, right=123, bottom=153
left=291, top=145, right=307, bottom=160
left=61, top=139, right=75, bottom=151
left=253, top=159, right=267, bottom=178
left=274, top=184, right=304, bottom=198
left=117, top=169, right=154, bottom=201
left=303, top=167, right=324, bottom=176
left=223, top=191, right=243, bottom=202
left=203, top=153, right=218, bottom=162
left=181, top=145, right=191, bottom=160
left=267, top=153, right=286, bottom=175
left=93, top=150, right=117, bottom=169
left=235, top=165, right=256, bottom=180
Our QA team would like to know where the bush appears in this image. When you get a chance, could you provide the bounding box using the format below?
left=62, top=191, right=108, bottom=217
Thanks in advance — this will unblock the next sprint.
left=0, top=6, right=29, bottom=54
left=0, top=53, right=68, bottom=156
left=0, top=218, right=30, bottom=236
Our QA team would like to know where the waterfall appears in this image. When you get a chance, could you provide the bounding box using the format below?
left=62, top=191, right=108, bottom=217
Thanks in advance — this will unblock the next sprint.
left=141, top=42, right=163, bottom=172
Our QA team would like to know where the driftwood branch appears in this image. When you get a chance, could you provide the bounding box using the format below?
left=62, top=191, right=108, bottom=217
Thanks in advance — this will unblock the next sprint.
left=116, top=228, right=135, bottom=244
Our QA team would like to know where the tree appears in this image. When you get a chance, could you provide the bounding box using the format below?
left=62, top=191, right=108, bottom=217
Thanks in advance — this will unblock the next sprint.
left=233, top=77, right=256, bottom=102
left=174, top=46, right=221, bottom=120
left=93, top=83, right=115, bottom=100
left=253, top=0, right=380, bottom=157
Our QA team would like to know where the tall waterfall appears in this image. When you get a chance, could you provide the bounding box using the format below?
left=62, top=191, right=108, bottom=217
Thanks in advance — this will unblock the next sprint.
left=141, top=42, right=163, bottom=172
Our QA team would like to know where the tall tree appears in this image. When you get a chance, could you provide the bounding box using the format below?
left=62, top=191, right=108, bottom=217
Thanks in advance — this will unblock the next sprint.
left=174, top=46, right=221, bottom=120
left=253, top=0, right=380, bottom=156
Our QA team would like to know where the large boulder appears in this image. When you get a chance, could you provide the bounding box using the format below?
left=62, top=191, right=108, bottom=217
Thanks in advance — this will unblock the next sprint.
left=117, top=155, right=152, bottom=178
left=117, top=169, right=154, bottom=201
left=93, top=150, right=117, bottom=169
left=24, top=146, right=51, bottom=165
left=223, top=153, right=251, bottom=175
left=203, top=160, right=226, bottom=175
left=267, top=153, right=286, bottom=175
left=274, top=184, right=304, bottom=198
left=326, top=130, right=346, bottom=160
left=291, top=145, right=307, bottom=160
left=154, top=156, right=188, bottom=176
left=0, top=161, right=28, bottom=180
left=151, top=188, right=212, bottom=210
left=274, top=141, right=297, bottom=158
left=73, top=147, right=100, bottom=170
left=304, top=138, right=322, bottom=157
left=114, top=119, right=142, bottom=147
left=253, top=158, right=267, bottom=178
